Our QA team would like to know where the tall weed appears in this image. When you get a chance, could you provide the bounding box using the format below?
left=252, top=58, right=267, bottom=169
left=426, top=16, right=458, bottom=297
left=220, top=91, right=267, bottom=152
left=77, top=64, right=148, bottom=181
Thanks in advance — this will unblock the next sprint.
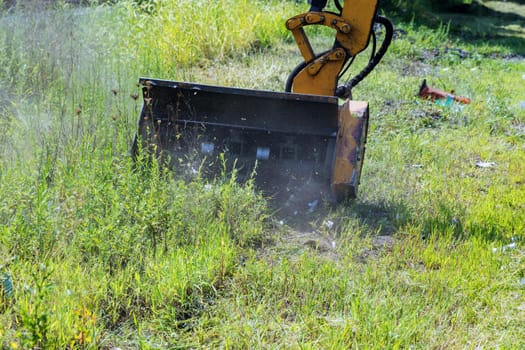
left=123, top=0, right=295, bottom=74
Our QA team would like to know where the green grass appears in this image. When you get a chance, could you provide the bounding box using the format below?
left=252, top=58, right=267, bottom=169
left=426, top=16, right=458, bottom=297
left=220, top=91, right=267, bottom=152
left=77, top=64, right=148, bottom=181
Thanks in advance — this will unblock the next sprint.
left=1, top=0, right=524, bottom=348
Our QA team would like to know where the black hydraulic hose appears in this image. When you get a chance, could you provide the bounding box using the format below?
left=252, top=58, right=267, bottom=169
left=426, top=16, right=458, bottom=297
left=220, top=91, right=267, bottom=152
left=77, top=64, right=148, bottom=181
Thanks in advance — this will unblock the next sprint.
left=335, top=15, right=393, bottom=99
left=285, top=60, right=308, bottom=93
left=337, top=55, right=356, bottom=82
left=369, top=27, right=378, bottom=61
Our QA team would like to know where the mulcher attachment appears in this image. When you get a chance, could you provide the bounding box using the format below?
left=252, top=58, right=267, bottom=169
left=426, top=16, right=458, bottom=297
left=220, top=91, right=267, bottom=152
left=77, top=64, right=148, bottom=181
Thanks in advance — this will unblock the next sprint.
left=132, top=78, right=369, bottom=203
left=131, top=0, right=392, bottom=205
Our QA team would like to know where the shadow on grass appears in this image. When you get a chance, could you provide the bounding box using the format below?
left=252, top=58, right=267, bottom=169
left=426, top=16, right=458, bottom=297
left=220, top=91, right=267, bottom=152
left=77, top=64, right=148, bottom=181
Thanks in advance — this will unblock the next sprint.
left=387, top=1, right=525, bottom=56
left=345, top=198, right=515, bottom=243
left=341, top=199, right=410, bottom=237
left=266, top=190, right=517, bottom=261
left=349, top=195, right=513, bottom=242
left=271, top=196, right=412, bottom=239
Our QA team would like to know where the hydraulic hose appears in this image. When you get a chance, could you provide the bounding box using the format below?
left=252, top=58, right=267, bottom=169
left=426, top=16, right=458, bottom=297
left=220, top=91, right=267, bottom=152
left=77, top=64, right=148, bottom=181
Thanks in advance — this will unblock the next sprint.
left=335, top=15, right=393, bottom=99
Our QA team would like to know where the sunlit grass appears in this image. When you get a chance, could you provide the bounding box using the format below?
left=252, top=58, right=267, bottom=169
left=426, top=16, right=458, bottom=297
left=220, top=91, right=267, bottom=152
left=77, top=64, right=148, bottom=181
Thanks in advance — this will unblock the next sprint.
left=0, top=0, right=524, bottom=348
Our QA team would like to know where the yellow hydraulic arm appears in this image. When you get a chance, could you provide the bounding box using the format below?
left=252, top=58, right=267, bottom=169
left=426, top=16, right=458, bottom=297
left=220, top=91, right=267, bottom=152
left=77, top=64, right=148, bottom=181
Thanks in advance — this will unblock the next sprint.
left=285, top=0, right=392, bottom=98
left=284, top=0, right=393, bottom=200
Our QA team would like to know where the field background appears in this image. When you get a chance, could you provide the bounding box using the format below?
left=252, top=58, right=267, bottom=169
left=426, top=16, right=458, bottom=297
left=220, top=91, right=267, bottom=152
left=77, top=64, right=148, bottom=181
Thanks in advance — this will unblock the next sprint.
left=0, top=0, right=524, bottom=348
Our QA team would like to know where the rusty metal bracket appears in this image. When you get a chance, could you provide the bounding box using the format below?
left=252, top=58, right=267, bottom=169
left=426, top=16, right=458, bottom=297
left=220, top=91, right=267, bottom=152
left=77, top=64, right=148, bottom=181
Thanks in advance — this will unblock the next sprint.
left=332, top=100, right=369, bottom=200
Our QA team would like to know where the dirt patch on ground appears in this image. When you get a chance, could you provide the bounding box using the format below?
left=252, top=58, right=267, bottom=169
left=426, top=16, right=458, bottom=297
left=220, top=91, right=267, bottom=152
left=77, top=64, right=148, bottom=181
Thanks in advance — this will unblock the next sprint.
left=287, top=229, right=340, bottom=261
left=356, top=235, right=395, bottom=263
left=272, top=223, right=395, bottom=264
left=265, top=198, right=396, bottom=264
